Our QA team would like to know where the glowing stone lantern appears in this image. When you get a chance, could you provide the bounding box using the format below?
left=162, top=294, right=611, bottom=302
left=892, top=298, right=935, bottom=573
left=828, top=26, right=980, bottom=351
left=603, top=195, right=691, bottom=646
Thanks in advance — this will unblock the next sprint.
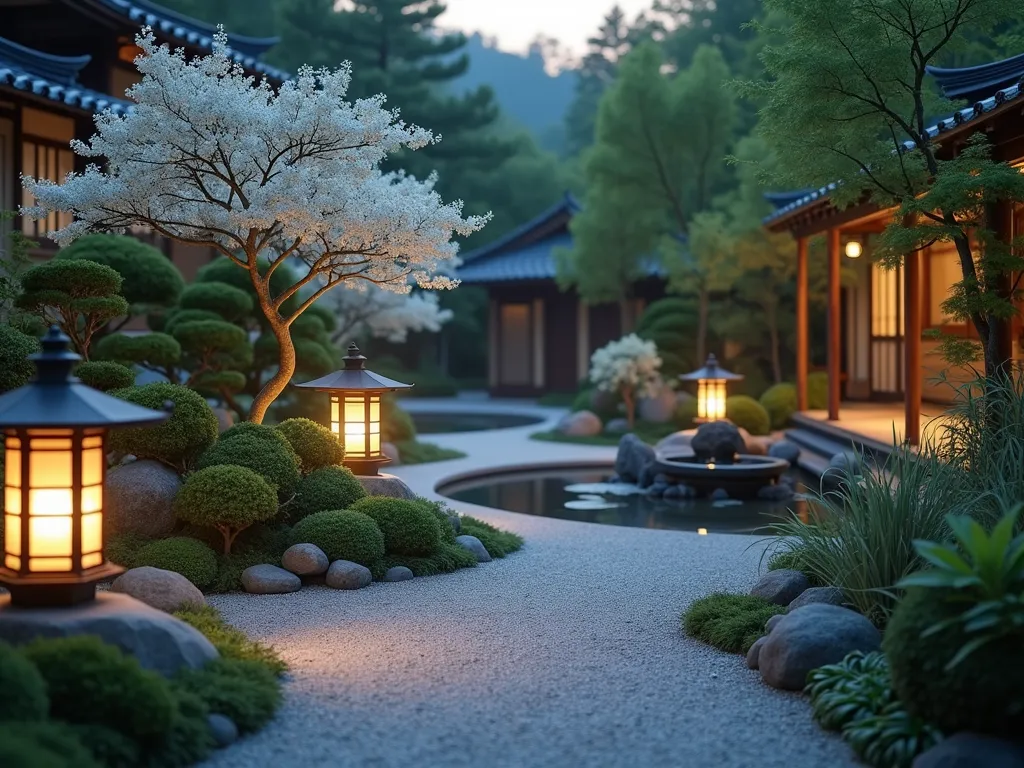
left=679, top=354, right=744, bottom=423
left=295, top=343, right=413, bottom=476
left=0, top=327, right=168, bottom=607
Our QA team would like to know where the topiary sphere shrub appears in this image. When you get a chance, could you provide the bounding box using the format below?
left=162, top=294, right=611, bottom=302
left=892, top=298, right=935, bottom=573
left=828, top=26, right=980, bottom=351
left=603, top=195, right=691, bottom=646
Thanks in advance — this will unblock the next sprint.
left=0, top=641, right=49, bottom=721
left=0, top=323, right=40, bottom=393
left=725, top=395, right=771, bottom=436
left=177, top=281, right=253, bottom=323
left=108, top=383, right=219, bottom=472
left=175, top=465, right=279, bottom=555
left=75, top=361, right=135, bottom=392
left=275, top=418, right=344, bottom=473
left=673, top=397, right=698, bottom=430
left=290, top=509, right=385, bottom=565
left=22, top=635, right=175, bottom=742
left=292, top=465, right=366, bottom=521
left=197, top=432, right=301, bottom=500
left=350, top=496, right=442, bottom=556
left=808, top=371, right=829, bottom=410
left=759, top=383, right=797, bottom=430
left=884, top=587, right=1024, bottom=739
left=133, top=536, right=219, bottom=589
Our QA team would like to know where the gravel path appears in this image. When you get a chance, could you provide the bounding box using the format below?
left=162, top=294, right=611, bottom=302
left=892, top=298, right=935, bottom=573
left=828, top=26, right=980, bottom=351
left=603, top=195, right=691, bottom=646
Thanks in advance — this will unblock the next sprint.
left=205, top=404, right=856, bottom=768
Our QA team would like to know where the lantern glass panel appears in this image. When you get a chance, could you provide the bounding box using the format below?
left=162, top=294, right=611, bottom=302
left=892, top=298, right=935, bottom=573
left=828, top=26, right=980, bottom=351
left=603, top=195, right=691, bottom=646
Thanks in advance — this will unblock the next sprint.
left=330, top=396, right=340, bottom=435
left=344, top=396, right=368, bottom=457
left=82, top=512, right=102, bottom=554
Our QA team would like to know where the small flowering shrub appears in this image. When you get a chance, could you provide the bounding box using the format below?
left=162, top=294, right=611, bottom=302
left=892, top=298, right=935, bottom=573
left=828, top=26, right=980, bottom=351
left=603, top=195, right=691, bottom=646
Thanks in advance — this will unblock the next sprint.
left=589, top=334, right=662, bottom=427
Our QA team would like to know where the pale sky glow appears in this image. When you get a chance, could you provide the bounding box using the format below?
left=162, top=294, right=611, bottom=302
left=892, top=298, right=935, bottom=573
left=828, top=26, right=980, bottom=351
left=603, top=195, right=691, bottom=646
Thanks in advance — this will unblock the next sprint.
left=440, top=0, right=654, bottom=57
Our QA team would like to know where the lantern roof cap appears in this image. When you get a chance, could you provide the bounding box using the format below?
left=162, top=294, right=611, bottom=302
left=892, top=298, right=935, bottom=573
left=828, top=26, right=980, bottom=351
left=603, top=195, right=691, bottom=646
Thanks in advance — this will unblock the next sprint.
left=0, top=327, right=171, bottom=428
left=679, top=354, right=744, bottom=382
left=293, top=343, right=414, bottom=393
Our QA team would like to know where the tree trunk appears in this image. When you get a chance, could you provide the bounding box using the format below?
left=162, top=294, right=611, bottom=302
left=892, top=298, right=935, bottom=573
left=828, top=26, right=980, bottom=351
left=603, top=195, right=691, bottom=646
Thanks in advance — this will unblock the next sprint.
left=249, top=274, right=296, bottom=424
left=622, top=386, right=635, bottom=428
left=696, top=289, right=709, bottom=366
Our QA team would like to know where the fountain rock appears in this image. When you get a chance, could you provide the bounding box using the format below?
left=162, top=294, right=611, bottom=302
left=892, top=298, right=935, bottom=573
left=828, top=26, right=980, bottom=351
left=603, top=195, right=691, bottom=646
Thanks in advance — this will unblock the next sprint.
left=663, top=483, right=696, bottom=500
left=769, top=440, right=801, bottom=465
left=757, top=483, right=795, bottom=502
left=691, top=421, right=745, bottom=464
left=654, top=430, right=694, bottom=456
left=615, top=434, right=656, bottom=486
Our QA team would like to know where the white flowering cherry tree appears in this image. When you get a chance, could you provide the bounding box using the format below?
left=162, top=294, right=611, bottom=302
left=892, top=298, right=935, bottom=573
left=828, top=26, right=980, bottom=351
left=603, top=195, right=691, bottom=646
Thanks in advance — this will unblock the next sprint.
left=589, top=334, right=662, bottom=428
left=328, top=283, right=453, bottom=344
left=22, top=29, right=487, bottom=423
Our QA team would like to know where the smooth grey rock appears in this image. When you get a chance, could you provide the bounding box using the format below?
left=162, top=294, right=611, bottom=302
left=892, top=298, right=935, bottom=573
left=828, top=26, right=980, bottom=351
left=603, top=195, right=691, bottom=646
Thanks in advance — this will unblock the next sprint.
left=282, top=543, right=329, bottom=576
left=456, top=534, right=492, bottom=563
left=448, top=514, right=462, bottom=535
left=106, top=459, right=181, bottom=538
left=110, top=566, right=206, bottom=613
left=241, top=564, right=301, bottom=594
left=823, top=450, right=862, bottom=493
left=746, top=636, right=766, bottom=670
left=384, top=566, right=415, bottom=582
left=765, top=614, right=785, bottom=634
left=759, top=604, right=882, bottom=690
left=769, top=440, right=801, bottom=465
left=691, top=421, right=745, bottom=464
left=557, top=410, right=602, bottom=437
left=356, top=472, right=416, bottom=499
left=207, top=713, right=238, bottom=748
left=604, top=417, right=630, bottom=435
left=738, top=428, right=767, bottom=456
left=638, top=385, right=677, bottom=424
left=212, top=407, right=235, bottom=434
left=709, top=488, right=730, bottom=501
left=750, top=569, right=811, bottom=606
left=912, top=733, right=1024, bottom=768
left=615, top=433, right=656, bottom=486
left=787, top=586, right=846, bottom=612
left=0, top=592, right=218, bottom=677
left=758, top=483, right=796, bottom=502
left=663, top=483, right=685, bottom=500
left=655, top=430, right=694, bottom=457
left=646, top=483, right=669, bottom=498
left=326, top=560, right=372, bottom=590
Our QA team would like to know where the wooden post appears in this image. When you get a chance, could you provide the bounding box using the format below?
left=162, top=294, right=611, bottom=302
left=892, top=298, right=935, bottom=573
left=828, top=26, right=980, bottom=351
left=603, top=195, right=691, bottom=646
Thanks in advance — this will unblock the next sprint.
left=905, top=251, right=922, bottom=446
left=796, top=237, right=809, bottom=411
left=828, top=229, right=841, bottom=421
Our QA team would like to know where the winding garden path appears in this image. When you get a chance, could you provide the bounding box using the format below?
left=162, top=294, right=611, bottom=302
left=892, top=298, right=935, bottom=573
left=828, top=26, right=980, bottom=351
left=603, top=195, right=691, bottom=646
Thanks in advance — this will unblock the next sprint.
left=206, top=400, right=856, bottom=768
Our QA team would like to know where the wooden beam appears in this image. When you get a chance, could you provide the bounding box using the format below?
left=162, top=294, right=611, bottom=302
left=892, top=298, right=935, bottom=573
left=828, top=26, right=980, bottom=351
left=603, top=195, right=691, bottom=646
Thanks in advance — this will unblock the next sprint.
left=828, top=228, right=841, bottom=421
left=905, top=251, right=922, bottom=446
left=796, top=236, right=809, bottom=411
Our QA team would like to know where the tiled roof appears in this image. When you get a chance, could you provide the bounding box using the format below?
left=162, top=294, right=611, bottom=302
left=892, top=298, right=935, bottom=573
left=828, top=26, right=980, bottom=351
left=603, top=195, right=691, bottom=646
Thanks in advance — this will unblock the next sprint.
left=96, top=0, right=290, bottom=82
left=927, top=52, right=1024, bottom=103
left=0, top=35, right=133, bottom=116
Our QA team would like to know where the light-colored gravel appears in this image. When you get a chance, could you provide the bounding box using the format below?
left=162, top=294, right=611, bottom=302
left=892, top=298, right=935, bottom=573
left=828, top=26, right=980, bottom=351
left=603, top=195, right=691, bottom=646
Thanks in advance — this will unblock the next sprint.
left=204, top=402, right=856, bottom=768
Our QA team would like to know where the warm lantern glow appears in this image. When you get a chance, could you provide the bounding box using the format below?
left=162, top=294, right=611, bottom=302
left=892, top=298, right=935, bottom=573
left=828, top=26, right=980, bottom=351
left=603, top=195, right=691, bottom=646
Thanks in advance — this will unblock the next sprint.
left=331, top=393, right=383, bottom=460
left=697, top=379, right=728, bottom=421
left=845, top=240, right=863, bottom=259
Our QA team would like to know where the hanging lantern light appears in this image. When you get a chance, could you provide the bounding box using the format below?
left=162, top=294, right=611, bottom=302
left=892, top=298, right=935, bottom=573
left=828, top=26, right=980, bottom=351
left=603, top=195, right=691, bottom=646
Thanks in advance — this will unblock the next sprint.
left=0, top=327, right=169, bottom=607
left=679, top=354, right=744, bottom=423
left=294, top=343, right=413, bottom=476
left=845, top=238, right=864, bottom=259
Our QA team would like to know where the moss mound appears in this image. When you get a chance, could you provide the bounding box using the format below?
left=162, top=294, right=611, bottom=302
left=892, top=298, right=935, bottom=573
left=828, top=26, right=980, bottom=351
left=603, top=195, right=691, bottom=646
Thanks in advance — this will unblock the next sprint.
left=0, top=722, right=101, bottom=768
left=373, top=542, right=479, bottom=578
left=173, top=605, right=287, bottom=676
left=133, top=536, right=219, bottom=590
left=682, top=593, right=785, bottom=653
left=459, top=516, right=524, bottom=558
left=759, top=383, right=797, bottom=430
left=884, top=587, right=1024, bottom=739
left=725, top=395, right=771, bottom=436
left=175, top=658, right=281, bottom=734
left=275, top=417, right=344, bottom=473
left=197, top=431, right=301, bottom=499
left=350, top=496, right=442, bottom=556
left=0, top=641, right=49, bottom=721
left=290, top=510, right=385, bottom=565
left=292, top=465, right=367, bottom=521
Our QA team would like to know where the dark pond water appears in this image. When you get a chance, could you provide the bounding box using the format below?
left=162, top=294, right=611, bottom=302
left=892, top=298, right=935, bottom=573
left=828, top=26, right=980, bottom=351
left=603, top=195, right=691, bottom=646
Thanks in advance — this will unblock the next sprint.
left=440, top=465, right=817, bottom=535
left=410, top=411, right=545, bottom=434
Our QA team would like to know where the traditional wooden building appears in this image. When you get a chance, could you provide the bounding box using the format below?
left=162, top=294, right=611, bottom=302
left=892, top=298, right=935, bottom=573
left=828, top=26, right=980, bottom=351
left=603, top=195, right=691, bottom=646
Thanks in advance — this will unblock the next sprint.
left=0, top=0, right=287, bottom=279
left=457, top=194, right=666, bottom=396
left=765, top=54, right=1024, bottom=445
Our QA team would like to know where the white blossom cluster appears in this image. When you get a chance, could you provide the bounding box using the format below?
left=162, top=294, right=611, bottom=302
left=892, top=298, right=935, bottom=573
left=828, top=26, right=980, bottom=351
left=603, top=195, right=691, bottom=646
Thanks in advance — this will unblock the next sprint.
left=589, top=334, right=662, bottom=397
left=21, top=28, right=489, bottom=314
left=328, top=282, right=453, bottom=343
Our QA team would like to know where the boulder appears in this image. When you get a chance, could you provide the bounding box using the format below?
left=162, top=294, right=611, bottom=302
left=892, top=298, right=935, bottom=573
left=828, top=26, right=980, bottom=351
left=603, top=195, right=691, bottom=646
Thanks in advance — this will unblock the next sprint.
left=663, top=483, right=696, bottom=500
left=382, top=441, right=401, bottom=464
left=691, top=421, right=745, bottom=464
left=356, top=473, right=416, bottom=499
left=822, top=450, right=862, bottom=493
left=241, top=564, right=301, bottom=595
left=456, top=535, right=492, bottom=563
left=207, top=714, right=238, bottom=748
left=212, top=407, right=235, bottom=433
left=655, top=430, right=694, bottom=457
left=557, top=410, right=602, bottom=437
left=912, top=733, right=1024, bottom=768
left=110, top=567, right=206, bottom=613
left=281, top=543, right=329, bottom=576
left=383, top=566, right=415, bottom=582
left=759, top=604, right=882, bottom=690
left=746, top=636, right=766, bottom=670
left=638, top=385, right=677, bottom=424
left=765, top=614, right=785, bottom=634
left=0, top=592, right=218, bottom=678
left=604, top=418, right=630, bottom=435
left=758, top=483, right=795, bottom=502
left=769, top=440, right=801, bottom=465
left=615, top=433, right=656, bottom=486
left=740, top=429, right=768, bottom=455
left=787, top=586, right=846, bottom=612
left=645, top=483, right=669, bottom=498
left=750, top=569, right=810, bottom=606
left=106, top=459, right=181, bottom=538
left=710, top=488, right=730, bottom=501
left=326, top=560, right=372, bottom=590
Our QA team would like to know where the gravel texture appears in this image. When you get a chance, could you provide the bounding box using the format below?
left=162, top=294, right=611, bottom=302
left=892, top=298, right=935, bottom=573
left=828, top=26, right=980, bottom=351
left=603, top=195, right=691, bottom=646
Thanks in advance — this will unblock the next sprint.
left=204, top=401, right=855, bottom=767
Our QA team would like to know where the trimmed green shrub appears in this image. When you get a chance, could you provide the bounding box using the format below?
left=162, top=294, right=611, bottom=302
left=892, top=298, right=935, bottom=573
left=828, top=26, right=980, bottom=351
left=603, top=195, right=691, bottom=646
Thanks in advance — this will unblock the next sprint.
left=220, top=421, right=291, bottom=445
left=725, top=395, right=771, bottom=436
left=108, top=383, right=219, bottom=472
left=290, top=509, right=385, bottom=565
left=350, top=496, right=442, bottom=556
left=75, top=360, right=135, bottom=391
left=0, top=323, right=40, bottom=393
left=197, top=433, right=301, bottom=499
left=636, top=297, right=697, bottom=333
left=459, top=516, right=524, bottom=558
left=175, top=658, right=281, bottom=734
left=808, top=371, right=828, bottom=410
left=673, top=397, right=698, bottom=430
left=134, top=536, right=219, bottom=590
left=178, top=281, right=253, bottom=323
left=162, top=308, right=222, bottom=336
left=0, top=641, right=49, bottom=721
left=419, top=499, right=457, bottom=544
left=381, top=398, right=416, bottom=442
left=94, top=332, right=181, bottom=372
left=175, top=465, right=279, bottom=555
left=106, top=531, right=151, bottom=570
left=67, top=724, right=140, bottom=768
left=372, top=542, right=479, bottom=578
left=275, top=417, right=344, bottom=473
left=173, top=604, right=287, bottom=676
left=0, top=722, right=101, bottom=768
left=760, top=382, right=797, bottom=430
left=571, top=388, right=593, bottom=412
left=394, top=440, right=465, bottom=465
left=884, top=587, right=1024, bottom=739
left=147, top=687, right=214, bottom=768
left=292, top=465, right=366, bottom=521
left=682, top=593, right=785, bottom=653
left=23, top=635, right=175, bottom=741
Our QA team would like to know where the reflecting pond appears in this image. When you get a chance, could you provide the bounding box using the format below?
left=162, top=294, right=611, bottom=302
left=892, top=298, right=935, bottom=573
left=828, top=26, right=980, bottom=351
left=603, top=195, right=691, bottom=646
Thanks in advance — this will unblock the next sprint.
left=410, top=411, right=545, bottom=434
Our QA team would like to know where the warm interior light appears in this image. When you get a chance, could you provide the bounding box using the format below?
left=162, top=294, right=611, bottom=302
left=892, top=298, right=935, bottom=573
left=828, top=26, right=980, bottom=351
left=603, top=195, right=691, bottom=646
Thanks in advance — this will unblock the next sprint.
left=332, top=393, right=382, bottom=461
left=697, top=528, right=708, bottom=535
left=697, top=379, right=727, bottom=421
left=845, top=240, right=863, bottom=259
